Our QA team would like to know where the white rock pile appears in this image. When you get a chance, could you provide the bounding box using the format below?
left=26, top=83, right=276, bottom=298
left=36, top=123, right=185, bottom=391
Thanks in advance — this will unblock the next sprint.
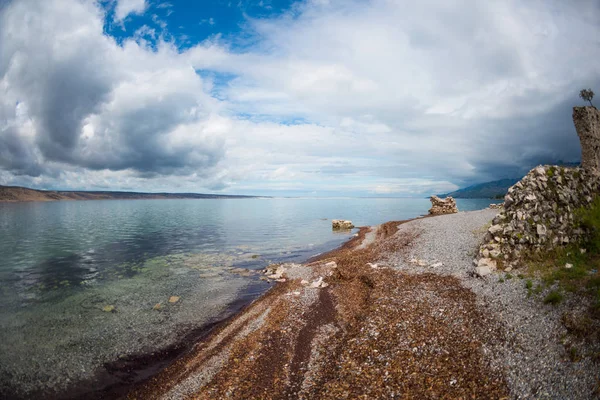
left=332, top=219, right=354, bottom=230
left=428, top=196, right=458, bottom=215
left=475, top=165, right=599, bottom=275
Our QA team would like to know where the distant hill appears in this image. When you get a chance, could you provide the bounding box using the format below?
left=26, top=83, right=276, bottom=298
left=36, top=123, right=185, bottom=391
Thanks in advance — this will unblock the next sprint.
left=439, top=161, right=581, bottom=199
left=439, top=178, right=520, bottom=199
left=0, top=185, right=260, bottom=202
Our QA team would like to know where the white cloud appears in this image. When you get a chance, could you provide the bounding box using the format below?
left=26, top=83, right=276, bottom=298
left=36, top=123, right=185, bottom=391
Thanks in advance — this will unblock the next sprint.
left=1, top=0, right=599, bottom=196
left=114, top=0, right=147, bottom=22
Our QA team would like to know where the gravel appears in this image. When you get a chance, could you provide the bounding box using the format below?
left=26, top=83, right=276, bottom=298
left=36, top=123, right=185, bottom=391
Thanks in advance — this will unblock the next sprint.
left=384, top=209, right=599, bottom=400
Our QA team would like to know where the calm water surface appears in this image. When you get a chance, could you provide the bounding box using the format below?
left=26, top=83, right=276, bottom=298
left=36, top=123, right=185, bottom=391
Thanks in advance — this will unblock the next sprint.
left=0, top=197, right=494, bottom=397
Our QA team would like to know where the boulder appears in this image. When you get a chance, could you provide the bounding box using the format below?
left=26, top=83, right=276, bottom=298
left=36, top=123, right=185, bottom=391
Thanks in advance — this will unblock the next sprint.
left=428, top=196, right=458, bottom=215
left=332, top=219, right=355, bottom=230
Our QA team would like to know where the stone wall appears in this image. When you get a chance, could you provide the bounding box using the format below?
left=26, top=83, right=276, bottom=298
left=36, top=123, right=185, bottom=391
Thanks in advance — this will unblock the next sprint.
left=573, top=106, right=600, bottom=172
left=429, top=196, right=458, bottom=215
left=476, top=165, right=600, bottom=273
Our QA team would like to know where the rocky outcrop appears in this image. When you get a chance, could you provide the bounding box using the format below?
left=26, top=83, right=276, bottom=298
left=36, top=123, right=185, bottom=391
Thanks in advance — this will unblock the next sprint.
left=573, top=106, right=600, bottom=173
left=429, top=196, right=458, bottom=215
left=476, top=165, right=600, bottom=271
left=332, top=219, right=354, bottom=230
left=489, top=203, right=503, bottom=209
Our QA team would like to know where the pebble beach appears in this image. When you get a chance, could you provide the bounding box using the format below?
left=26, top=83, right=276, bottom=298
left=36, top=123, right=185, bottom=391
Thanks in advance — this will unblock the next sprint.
left=129, top=208, right=600, bottom=399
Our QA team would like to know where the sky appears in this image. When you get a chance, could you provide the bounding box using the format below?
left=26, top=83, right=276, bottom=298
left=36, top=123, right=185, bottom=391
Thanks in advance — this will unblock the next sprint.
left=0, top=0, right=599, bottom=197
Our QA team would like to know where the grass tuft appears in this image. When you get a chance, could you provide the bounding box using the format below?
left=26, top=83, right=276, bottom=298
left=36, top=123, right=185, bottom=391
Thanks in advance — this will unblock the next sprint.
left=544, top=290, right=563, bottom=305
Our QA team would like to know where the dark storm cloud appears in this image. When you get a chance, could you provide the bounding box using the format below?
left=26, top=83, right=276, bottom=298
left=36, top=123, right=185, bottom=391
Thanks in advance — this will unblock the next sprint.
left=0, top=127, right=44, bottom=177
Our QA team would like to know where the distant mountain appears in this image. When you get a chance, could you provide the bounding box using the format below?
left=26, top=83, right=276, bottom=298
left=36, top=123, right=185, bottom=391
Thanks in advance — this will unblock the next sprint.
left=439, top=178, right=520, bottom=199
left=439, top=161, right=581, bottom=199
left=0, top=185, right=261, bottom=202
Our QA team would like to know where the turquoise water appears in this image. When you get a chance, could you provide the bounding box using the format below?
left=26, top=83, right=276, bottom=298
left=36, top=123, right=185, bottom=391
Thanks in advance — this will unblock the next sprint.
left=0, top=197, right=494, bottom=398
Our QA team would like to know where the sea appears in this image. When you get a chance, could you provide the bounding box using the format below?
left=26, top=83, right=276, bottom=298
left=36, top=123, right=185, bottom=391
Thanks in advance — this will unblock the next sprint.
left=0, top=197, right=495, bottom=398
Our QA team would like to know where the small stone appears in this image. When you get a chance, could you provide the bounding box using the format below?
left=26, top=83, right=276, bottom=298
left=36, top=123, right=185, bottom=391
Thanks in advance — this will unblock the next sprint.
left=536, top=224, right=547, bottom=236
left=325, top=261, right=337, bottom=268
left=310, top=277, right=324, bottom=288
left=367, top=263, right=378, bottom=269
left=102, top=305, right=115, bottom=313
left=475, top=266, right=492, bottom=277
left=430, top=262, right=443, bottom=268
left=565, top=263, right=573, bottom=269
left=488, top=224, right=503, bottom=235
left=504, top=194, right=514, bottom=207
left=153, top=303, right=162, bottom=311
left=580, top=248, right=587, bottom=254
left=477, top=257, right=497, bottom=271
left=168, top=296, right=180, bottom=303
left=301, top=279, right=309, bottom=285
left=489, top=249, right=501, bottom=259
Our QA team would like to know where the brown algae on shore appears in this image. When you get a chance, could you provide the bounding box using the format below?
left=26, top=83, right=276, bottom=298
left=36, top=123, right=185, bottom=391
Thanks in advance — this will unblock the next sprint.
left=130, top=221, right=509, bottom=399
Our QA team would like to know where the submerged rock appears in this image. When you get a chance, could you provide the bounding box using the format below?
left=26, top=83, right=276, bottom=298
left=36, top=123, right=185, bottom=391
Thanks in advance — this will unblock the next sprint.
left=168, top=296, right=180, bottom=303
left=102, top=305, right=116, bottom=313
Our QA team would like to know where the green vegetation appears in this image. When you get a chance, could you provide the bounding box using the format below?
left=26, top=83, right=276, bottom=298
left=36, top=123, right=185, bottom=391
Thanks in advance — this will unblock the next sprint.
left=544, top=290, right=563, bottom=305
left=579, top=88, right=595, bottom=107
left=525, top=279, right=533, bottom=297
left=524, top=197, right=600, bottom=307
left=546, top=166, right=555, bottom=177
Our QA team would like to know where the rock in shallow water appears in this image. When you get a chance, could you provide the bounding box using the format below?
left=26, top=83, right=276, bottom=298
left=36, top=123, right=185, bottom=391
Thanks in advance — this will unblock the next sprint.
left=332, top=219, right=355, bottom=230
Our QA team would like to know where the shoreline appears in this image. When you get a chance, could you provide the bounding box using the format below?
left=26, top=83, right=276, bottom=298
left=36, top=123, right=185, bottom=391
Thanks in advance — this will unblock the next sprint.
left=4, top=230, right=362, bottom=400
left=127, top=210, right=503, bottom=399
left=126, top=208, right=599, bottom=399
left=100, top=228, right=374, bottom=399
